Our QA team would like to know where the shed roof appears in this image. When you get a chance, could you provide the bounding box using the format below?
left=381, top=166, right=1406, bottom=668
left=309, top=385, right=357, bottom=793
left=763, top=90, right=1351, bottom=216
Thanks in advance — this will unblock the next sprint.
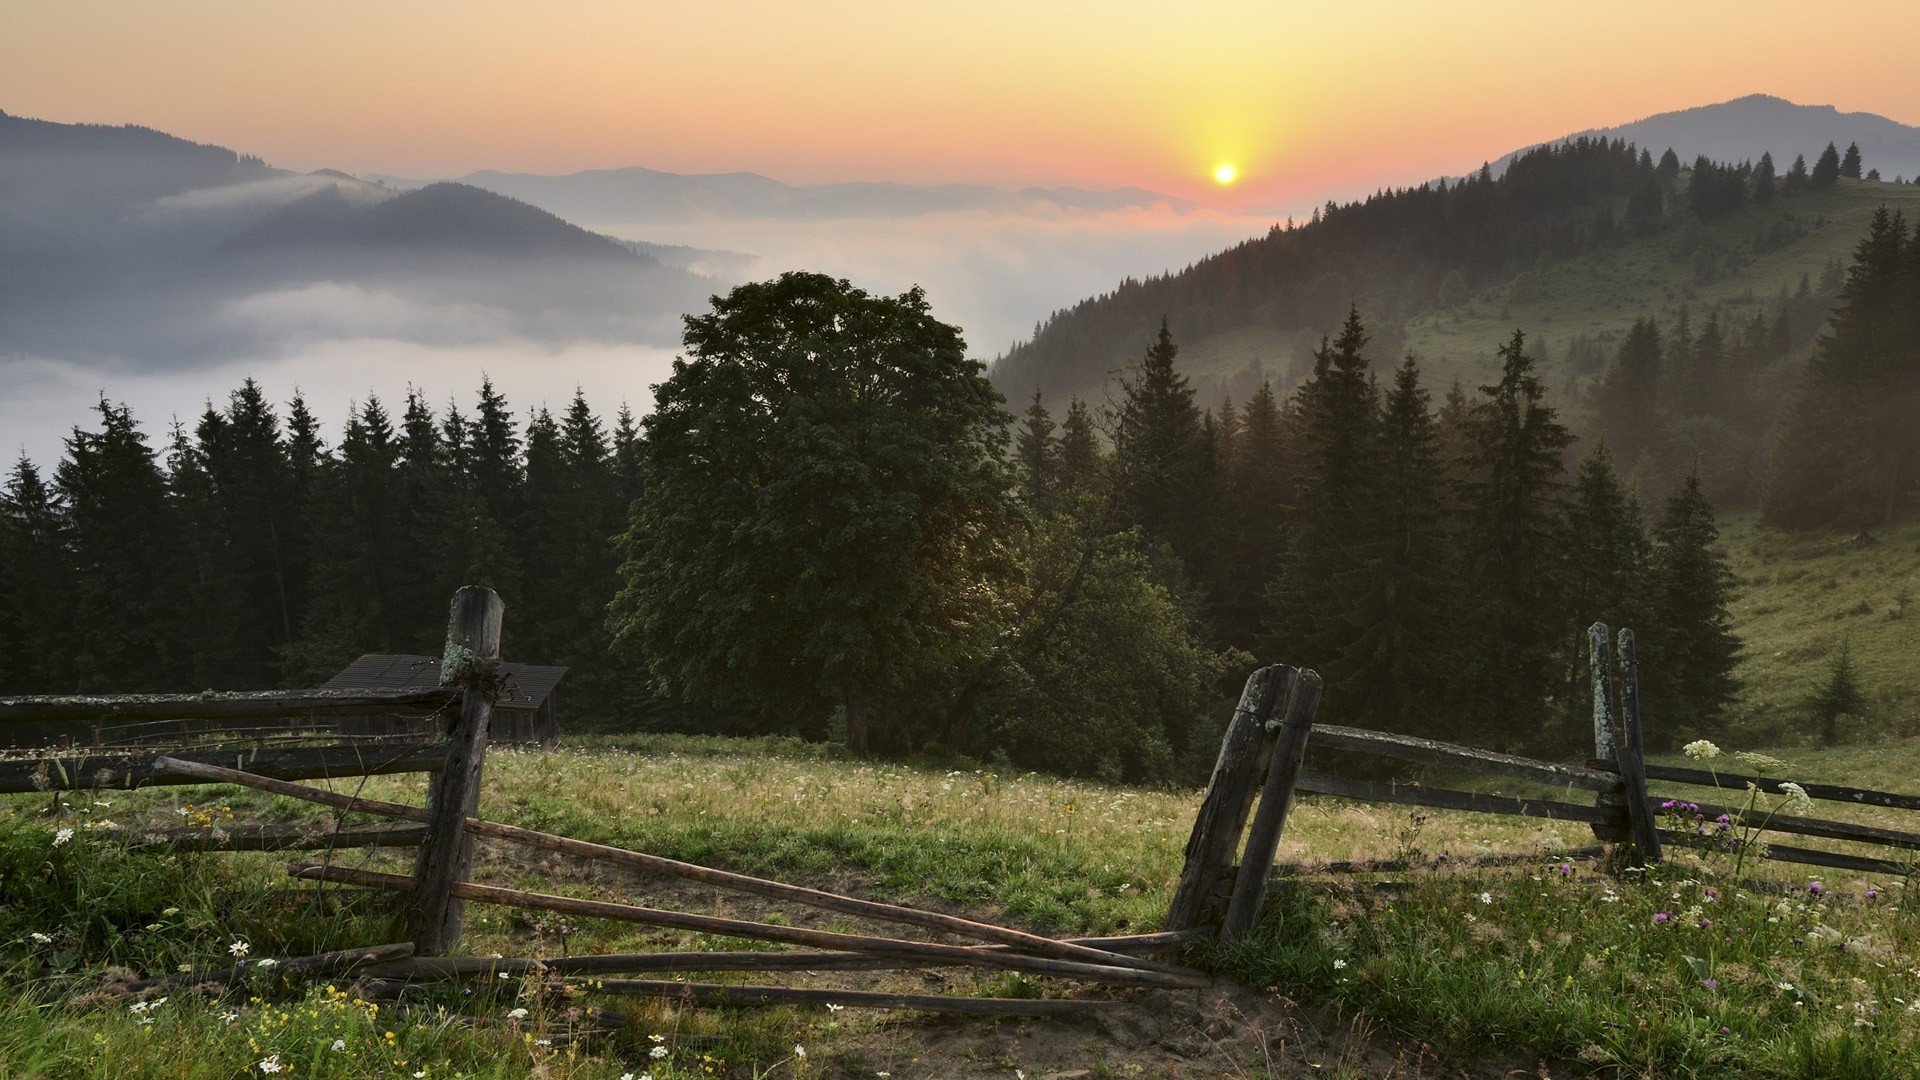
left=321, top=654, right=566, bottom=709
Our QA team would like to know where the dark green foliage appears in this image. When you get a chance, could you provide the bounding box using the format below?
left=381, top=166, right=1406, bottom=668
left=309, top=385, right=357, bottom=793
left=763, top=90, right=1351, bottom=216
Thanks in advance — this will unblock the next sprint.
left=1785, top=153, right=1810, bottom=194
left=1110, top=318, right=1216, bottom=578
left=1806, top=637, right=1865, bottom=744
left=1452, top=332, right=1576, bottom=748
left=1840, top=142, right=1864, bottom=181
left=1590, top=318, right=1663, bottom=469
left=0, top=459, right=74, bottom=693
left=1752, top=151, right=1777, bottom=204
left=1813, top=142, right=1842, bottom=190
left=1562, top=443, right=1652, bottom=725
left=1764, top=209, right=1920, bottom=528
left=1215, top=380, right=1293, bottom=650
left=1014, top=388, right=1061, bottom=512
left=1056, top=397, right=1102, bottom=496
left=1646, top=467, right=1740, bottom=743
left=607, top=272, right=1015, bottom=754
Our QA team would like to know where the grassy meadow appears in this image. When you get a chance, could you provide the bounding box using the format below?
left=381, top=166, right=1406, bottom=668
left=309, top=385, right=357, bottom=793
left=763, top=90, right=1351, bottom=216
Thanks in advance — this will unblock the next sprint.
left=5, top=726, right=1920, bottom=1078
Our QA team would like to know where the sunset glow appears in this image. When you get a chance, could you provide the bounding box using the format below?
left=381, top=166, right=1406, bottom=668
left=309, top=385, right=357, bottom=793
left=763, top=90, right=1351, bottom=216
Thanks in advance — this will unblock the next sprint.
left=3, top=1, right=1916, bottom=207
left=1214, top=163, right=1238, bottom=185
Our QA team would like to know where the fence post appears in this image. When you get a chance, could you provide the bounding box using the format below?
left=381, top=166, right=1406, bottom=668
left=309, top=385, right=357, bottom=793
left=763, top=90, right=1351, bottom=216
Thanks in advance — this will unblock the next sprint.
left=1588, top=623, right=1629, bottom=845
left=1614, top=628, right=1663, bottom=865
left=1165, top=665, right=1289, bottom=932
left=411, top=586, right=505, bottom=956
left=1220, top=668, right=1322, bottom=942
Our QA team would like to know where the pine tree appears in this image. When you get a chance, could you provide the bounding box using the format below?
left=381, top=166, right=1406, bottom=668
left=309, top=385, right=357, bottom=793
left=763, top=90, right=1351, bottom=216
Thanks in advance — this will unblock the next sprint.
left=296, top=398, right=404, bottom=677
left=1591, top=318, right=1663, bottom=467
left=458, top=378, right=525, bottom=600
left=167, top=418, right=243, bottom=686
left=1785, top=153, right=1810, bottom=194
left=1015, top=388, right=1061, bottom=512
left=200, top=380, right=301, bottom=686
left=1649, top=466, right=1740, bottom=741
left=1336, top=355, right=1452, bottom=733
left=548, top=389, right=622, bottom=714
left=1267, top=307, right=1381, bottom=677
left=392, top=389, right=463, bottom=650
left=0, top=458, right=75, bottom=692
left=1806, top=638, right=1865, bottom=744
left=1813, top=142, right=1842, bottom=189
left=1057, top=398, right=1103, bottom=495
left=1840, top=142, right=1864, bottom=180
left=55, top=400, right=190, bottom=691
left=1216, top=380, right=1290, bottom=650
left=1111, top=318, right=1214, bottom=576
left=610, top=403, right=646, bottom=509
left=1657, top=148, right=1681, bottom=183
left=1561, top=443, right=1652, bottom=729
left=1453, top=331, right=1575, bottom=748
left=1753, top=151, right=1777, bottom=204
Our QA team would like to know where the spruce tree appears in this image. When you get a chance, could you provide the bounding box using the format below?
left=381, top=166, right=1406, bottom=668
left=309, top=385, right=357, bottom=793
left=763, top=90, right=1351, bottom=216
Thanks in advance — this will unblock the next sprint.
left=1591, top=318, right=1663, bottom=467
left=1753, top=151, right=1777, bottom=203
left=1057, top=398, right=1103, bottom=495
left=201, top=380, right=301, bottom=685
left=167, top=418, right=243, bottom=687
left=1453, top=331, right=1574, bottom=748
left=1649, top=466, right=1740, bottom=741
left=458, top=379, right=525, bottom=600
left=0, top=458, right=75, bottom=693
left=1217, top=380, right=1291, bottom=650
left=1337, top=355, right=1452, bottom=733
left=1807, top=637, right=1865, bottom=744
left=1785, top=153, right=1810, bottom=193
left=1840, top=142, right=1864, bottom=180
left=1015, top=389, right=1061, bottom=512
left=297, top=398, right=404, bottom=677
left=1813, top=142, right=1842, bottom=189
left=1111, top=318, right=1213, bottom=576
left=1561, top=443, right=1652, bottom=727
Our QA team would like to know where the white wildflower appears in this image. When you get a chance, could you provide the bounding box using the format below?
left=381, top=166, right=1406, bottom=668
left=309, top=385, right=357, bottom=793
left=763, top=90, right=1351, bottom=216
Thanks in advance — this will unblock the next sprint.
left=254, top=958, right=278, bottom=970
left=1778, top=782, right=1815, bottom=815
left=228, top=939, right=250, bottom=958
left=1735, top=751, right=1790, bottom=772
left=650, top=1045, right=669, bottom=1060
left=53, top=828, right=73, bottom=846
left=507, top=1008, right=529, bottom=1020
left=794, top=1045, right=807, bottom=1060
left=1682, top=740, right=1721, bottom=760
left=825, top=1002, right=845, bottom=1012
left=257, top=1056, right=283, bottom=1075
left=330, top=1039, right=346, bottom=1051
left=28, top=932, right=52, bottom=944
left=1332, top=958, right=1348, bottom=970
left=1479, top=891, right=1493, bottom=905
left=221, top=1010, right=239, bottom=1025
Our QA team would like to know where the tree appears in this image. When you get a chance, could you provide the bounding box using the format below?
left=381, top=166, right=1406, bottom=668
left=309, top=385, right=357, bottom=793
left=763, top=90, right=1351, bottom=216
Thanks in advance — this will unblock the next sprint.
left=1056, top=397, right=1103, bottom=495
left=1453, top=331, right=1575, bottom=748
left=1591, top=318, right=1663, bottom=468
left=1110, top=318, right=1214, bottom=578
left=1806, top=638, right=1865, bottom=745
left=295, top=397, right=405, bottom=677
left=1840, top=142, right=1864, bottom=180
left=1216, top=380, right=1292, bottom=650
left=1812, top=142, right=1842, bottom=189
left=608, top=272, right=1015, bottom=754
left=1014, top=388, right=1060, bottom=511
left=1657, top=148, right=1682, bottom=183
left=1753, top=151, right=1777, bottom=204
left=1784, top=153, right=1810, bottom=194
left=0, top=458, right=75, bottom=692
left=1648, top=466, right=1740, bottom=740
left=1561, top=443, right=1652, bottom=722
left=1438, top=268, right=1468, bottom=308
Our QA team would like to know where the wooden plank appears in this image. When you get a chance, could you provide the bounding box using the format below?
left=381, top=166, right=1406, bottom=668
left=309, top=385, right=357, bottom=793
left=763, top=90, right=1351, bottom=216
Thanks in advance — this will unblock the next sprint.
left=1309, top=726, right=1615, bottom=792
left=412, top=586, right=504, bottom=957
left=1221, top=668, right=1321, bottom=941
left=294, top=864, right=1211, bottom=990
left=581, top=979, right=1119, bottom=1016
left=368, top=932, right=1205, bottom=979
left=0, top=741, right=444, bottom=794
left=1653, top=796, right=1920, bottom=853
left=1296, top=771, right=1614, bottom=824
left=126, top=942, right=415, bottom=996
left=1658, top=829, right=1912, bottom=877
left=1614, top=629, right=1662, bottom=864
left=0, top=688, right=452, bottom=724
left=153, top=756, right=1193, bottom=978
left=1591, top=759, right=1920, bottom=813
left=1588, top=623, right=1631, bottom=844
left=1166, top=665, right=1288, bottom=931
left=119, top=822, right=427, bottom=853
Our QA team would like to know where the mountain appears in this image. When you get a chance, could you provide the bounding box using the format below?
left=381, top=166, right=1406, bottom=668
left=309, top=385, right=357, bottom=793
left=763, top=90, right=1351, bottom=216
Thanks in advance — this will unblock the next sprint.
left=1492, top=94, right=1920, bottom=182
left=990, top=98, right=1920, bottom=420
left=366, top=166, right=1193, bottom=226
left=0, top=110, right=714, bottom=367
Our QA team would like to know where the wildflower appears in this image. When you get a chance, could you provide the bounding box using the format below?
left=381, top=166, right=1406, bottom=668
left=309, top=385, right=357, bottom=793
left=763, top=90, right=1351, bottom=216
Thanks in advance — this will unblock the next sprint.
left=28, top=932, right=51, bottom=944
left=1332, top=958, right=1348, bottom=970
left=254, top=958, right=278, bottom=970
left=1867, top=886, right=1881, bottom=900
left=257, top=1056, right=282, bottom=1075
left=415, top=1072, right=426, bottom=1079
left=507, top=1008, right=529, bottom=1020
left=1703, top=979, right=1719, bottom=991
left=53, top=828, right=73, bottom=846
left=331, top=1040, right=346, bottom=1051
left=1653, top=911, right=1672, bottom=924
left=795, top=1045, right=807, bottom=1060
left=1699, top=918, right=1712, bottom=929
left=229, top=939, right=251, bottom=958
left=825, top=1002, right=845, bottom=1012
left=1735, top=751, right=1790, bottom=772
left=1779, top=782, right=1815, bottom=815
left=1479, top=891, right=1493, bottom=905
left=1683, top=740, right=1721, bottom=760
left=648, top=1034, right=665, bottom=1043
left=221, top=1010, right=239, bottom=1025
left=1778, top=981, right=1796, bottom=991
left=1558, top=863, right=1574, bottom=877
left=650, top=1046, right=669, bottom=1060
left=1808, top=881, right=1825, bottom=896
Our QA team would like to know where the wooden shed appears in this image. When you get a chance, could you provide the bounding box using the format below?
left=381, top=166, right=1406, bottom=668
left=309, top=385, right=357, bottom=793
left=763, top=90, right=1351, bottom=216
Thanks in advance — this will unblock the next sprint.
left=321, top=654, right=566, bottom=746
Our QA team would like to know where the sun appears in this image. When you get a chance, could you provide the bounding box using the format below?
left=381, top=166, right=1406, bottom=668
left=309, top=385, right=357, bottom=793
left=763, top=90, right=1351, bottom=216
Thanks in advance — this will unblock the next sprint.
left=1213, top=163, right=1237, bottom=185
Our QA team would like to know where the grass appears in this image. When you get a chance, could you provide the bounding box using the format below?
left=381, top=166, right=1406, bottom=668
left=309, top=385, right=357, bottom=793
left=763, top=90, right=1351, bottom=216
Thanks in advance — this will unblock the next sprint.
left=8, top=730, right=1920, bottom=1076
left=1172, top=176, right=1920, bottom=398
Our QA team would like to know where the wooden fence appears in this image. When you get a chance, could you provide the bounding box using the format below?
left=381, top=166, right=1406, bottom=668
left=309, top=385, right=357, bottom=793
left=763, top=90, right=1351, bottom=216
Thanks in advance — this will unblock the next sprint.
left=1169, top=622, right=1920, bottom=941
left=2, top=585, right=1214, bottom=1018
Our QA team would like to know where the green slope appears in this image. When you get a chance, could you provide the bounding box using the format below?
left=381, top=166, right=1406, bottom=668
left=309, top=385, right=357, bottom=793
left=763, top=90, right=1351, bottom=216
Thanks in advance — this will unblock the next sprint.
left=1169, top=177, right=1920, bottom=403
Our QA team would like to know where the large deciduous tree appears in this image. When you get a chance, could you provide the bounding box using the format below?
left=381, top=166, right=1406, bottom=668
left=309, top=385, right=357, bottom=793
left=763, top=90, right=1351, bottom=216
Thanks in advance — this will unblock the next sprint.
left=608, top=272, right=1014, bottom=754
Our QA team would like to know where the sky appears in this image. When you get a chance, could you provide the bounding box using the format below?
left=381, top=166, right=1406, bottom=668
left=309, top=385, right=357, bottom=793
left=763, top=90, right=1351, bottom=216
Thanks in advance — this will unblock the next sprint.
left=6, top=0, right=1918, bottom=207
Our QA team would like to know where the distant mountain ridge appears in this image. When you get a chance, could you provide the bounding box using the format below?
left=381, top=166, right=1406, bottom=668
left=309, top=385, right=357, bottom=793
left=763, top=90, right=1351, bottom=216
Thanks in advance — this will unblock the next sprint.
left=366, top=166, right=1193, bottom=225
left=1492, top=94, right=1920, bottom=180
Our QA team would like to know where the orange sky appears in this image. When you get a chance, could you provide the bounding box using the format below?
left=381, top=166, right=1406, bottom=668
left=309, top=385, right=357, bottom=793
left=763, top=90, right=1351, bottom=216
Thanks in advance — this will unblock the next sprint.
left=5, top=0, right=1917, bottom=207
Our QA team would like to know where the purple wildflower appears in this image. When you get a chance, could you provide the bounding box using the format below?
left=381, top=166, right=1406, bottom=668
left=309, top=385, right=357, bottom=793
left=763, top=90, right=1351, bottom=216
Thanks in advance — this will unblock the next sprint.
left=1653, top=910, right=1672, bottom=924
left=1703, top=979, right=1719, bottom=991
left=1808, top=881, right=1824, bottom=895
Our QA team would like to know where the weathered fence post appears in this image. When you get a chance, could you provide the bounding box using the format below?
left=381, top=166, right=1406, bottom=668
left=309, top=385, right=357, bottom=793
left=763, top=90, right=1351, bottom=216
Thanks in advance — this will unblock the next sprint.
left=412, top=586, right=505, bottom=955
left=1588, top=623, right=1629, bottom=845
left=1220, top=668, right=1323, bottom=942
left=1614, top=628, right=1663, bottom=865
left=1165, top=665, right=1289, bottom=932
